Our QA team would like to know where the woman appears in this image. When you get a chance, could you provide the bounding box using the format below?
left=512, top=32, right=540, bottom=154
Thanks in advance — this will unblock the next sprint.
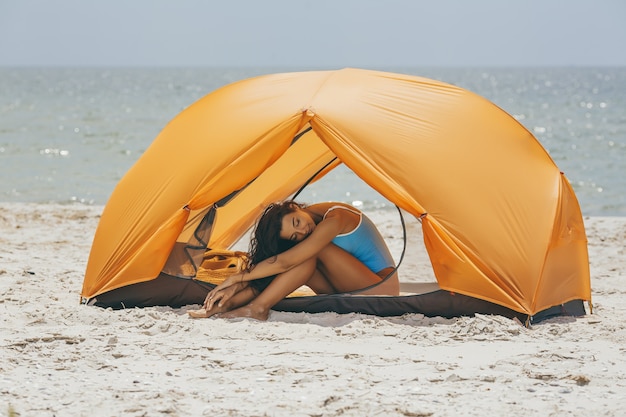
left=189, top=201, right=399, bottom=320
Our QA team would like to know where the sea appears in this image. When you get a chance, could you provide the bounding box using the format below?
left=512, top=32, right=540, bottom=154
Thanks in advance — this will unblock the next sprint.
left=1, top=67, right=624, bottom=216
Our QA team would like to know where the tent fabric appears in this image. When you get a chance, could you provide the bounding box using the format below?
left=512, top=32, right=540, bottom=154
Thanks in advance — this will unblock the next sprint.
left=81, top=68, right=591, bottom=318
left=87, top=273, right=586, bottom=325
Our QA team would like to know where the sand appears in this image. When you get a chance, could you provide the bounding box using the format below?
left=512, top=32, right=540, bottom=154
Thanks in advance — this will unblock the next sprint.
left=1, top=202, right=625, bottom=417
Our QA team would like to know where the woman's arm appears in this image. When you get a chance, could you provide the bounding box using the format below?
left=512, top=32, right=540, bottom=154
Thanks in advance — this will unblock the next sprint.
left=207, top=210, right=351, bottom=294
left=243, top=216, right=343, bottom=272
left=244, top=214, right=344, bottom=277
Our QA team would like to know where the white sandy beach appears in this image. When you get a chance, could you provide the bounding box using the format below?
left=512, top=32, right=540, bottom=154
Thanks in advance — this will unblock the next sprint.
left=1, top=202, right=625, bottom=417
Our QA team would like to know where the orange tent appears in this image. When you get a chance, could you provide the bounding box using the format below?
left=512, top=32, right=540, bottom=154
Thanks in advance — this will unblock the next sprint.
left=81, top=68, right=591, bottom=319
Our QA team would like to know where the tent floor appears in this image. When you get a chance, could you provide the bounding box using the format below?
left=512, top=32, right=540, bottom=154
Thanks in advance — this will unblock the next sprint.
left=87, top=273, right=586, bottom=324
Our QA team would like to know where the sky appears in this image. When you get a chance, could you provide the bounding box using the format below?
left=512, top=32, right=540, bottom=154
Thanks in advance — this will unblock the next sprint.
left=1, top=0, right=625, bottom=68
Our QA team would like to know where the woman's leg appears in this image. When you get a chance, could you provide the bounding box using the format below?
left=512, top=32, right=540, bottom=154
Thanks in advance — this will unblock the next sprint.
left=218, top=257, right=319, bottom=320
left=304, top=268, right=336, bottom=294
left=316, top=244, right=399, bottom=295
left=371, top=267, right=400, bottom=296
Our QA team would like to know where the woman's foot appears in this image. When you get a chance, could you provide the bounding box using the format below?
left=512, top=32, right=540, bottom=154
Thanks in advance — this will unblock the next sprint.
left=188, top=303, right=229, bottom=318
left=187, top=308, right=213, bottom=318
left=216, top=303, right=270, bottom=321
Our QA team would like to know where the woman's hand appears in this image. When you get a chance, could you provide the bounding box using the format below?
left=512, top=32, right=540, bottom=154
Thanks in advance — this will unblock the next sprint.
left=203, top=274, right=244, bottom=310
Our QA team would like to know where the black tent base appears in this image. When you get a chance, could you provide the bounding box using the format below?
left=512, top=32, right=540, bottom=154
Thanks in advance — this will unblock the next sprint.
left=274, top=290, right=586, bottom=325
left=88, top=273, right=213, bottom=310
left=87, top=273, right=586, bottom=325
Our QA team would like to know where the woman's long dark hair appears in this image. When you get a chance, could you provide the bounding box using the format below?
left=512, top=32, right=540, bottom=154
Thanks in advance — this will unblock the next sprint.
left=246, top=200, right=307, bottom=292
